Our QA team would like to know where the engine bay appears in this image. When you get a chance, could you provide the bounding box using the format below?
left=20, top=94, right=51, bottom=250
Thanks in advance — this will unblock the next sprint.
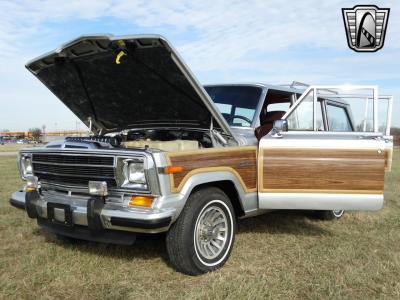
left=65, top=128, right=213, bottom=152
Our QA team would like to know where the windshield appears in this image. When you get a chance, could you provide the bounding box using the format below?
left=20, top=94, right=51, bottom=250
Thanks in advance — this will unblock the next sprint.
left=204, top=86, right=262, bottom=127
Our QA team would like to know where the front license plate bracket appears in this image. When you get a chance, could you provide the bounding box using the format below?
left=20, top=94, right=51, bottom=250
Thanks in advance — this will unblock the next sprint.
left=47, top=202, right=73, bottom=227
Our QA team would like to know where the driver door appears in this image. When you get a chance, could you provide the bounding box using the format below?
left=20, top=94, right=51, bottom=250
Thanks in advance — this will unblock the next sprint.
left=258, top=86, right=392, bottom=211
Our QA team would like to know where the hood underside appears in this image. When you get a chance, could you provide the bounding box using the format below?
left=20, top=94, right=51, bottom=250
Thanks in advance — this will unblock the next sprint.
left=26, top=34, right=235, bottom=140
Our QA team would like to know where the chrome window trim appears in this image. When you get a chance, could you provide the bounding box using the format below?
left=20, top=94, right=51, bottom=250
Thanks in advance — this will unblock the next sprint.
left=282, top=85, right=380, bottom=133
left=325, top=101, right=354, bottom=132
left=252, top=87, right=268, bottom=128
left=378, top=95, right=393, bottom=136
left=320, top=99, right=329, bottom=131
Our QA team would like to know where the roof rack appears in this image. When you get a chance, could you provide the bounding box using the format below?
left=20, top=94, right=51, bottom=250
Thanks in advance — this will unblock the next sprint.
left=279, top=81, right=309, bottom=89
left=285, top=81, right=339, bottom=95
left=289, top=81, right=309, bottom=89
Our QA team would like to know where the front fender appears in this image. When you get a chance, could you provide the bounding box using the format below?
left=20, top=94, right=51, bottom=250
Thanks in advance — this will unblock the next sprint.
left=154, top=171, right=258, bottom=222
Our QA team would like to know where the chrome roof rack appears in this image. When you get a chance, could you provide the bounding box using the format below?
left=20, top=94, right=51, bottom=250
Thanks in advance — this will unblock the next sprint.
left=279, top=81, right=309, bottom=89
left=284, top=81, right=339, bottom=95
left=289, top=81, right=309, bottom=89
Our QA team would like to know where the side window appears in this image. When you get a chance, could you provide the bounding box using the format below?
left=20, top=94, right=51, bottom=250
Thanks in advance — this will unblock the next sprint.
left=326, top=104, right=352, bottom=131
left=286, top=90, right=324, bottom=131
left=286, top=90, right=314, bottom=130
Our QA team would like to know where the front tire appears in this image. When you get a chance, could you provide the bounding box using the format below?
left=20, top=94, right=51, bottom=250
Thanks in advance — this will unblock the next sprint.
left=166, top=187, right=236, bottom=275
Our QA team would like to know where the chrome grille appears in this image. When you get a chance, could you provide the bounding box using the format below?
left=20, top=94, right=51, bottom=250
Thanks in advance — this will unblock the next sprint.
left=32, top=154, right=113, bottom=165
left=31, top=153, right=116, bottom=187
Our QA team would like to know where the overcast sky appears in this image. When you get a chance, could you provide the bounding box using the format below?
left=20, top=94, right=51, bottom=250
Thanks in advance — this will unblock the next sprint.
left=0, top=0, right=399, bottom=131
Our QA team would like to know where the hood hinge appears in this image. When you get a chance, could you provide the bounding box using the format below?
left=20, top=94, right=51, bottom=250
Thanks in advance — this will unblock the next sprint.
left=210, top=117, right=227, bottom=146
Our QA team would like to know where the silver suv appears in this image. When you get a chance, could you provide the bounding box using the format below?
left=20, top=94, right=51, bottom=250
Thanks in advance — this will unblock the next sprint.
left=10, top=35, right=393, bottom=275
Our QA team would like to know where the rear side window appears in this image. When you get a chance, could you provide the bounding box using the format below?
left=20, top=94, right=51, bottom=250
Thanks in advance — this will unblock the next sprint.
left=326, top=104, right=352, bottom=131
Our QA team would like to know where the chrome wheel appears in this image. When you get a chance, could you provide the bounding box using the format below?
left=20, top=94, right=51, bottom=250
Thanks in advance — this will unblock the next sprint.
left=166, top=187, right=236, bottom=274
left=332, top=210, right=344, bottom=218
left=194, top=201, right=230, bottom=261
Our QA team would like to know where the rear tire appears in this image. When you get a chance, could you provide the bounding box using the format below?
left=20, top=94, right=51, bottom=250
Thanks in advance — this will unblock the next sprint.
left=315, top=210, right=345, bottom=220
left=166, top=187, right=236, bottom=275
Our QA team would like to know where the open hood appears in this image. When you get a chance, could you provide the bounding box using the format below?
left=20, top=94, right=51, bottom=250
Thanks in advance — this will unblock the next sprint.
left=26, top=34, right=236, bottom=141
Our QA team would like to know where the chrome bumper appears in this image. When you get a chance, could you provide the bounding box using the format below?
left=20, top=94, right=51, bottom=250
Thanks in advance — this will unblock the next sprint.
left=10, top=191, right=175, bottom=234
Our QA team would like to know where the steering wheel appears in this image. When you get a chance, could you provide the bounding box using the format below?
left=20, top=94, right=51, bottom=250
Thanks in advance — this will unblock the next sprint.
left=225, top=115, right=252, bottom=126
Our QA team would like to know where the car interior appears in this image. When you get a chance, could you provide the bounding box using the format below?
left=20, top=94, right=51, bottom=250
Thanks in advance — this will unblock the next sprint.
left=255, top=89, right=297, bottom=140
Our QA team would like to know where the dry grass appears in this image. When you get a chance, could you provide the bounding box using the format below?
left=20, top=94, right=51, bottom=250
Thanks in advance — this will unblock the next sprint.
left=0, top=144, right=35, bottom=153
left=1, top=150, right=399, bottom=299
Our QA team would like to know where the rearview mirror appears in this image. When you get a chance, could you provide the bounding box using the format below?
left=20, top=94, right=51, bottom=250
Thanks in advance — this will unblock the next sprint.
left=273, top=119, right=288, bottom=132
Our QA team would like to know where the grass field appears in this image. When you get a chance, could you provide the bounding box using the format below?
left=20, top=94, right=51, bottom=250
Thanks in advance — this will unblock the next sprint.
left=0, top=144, right=35, bottom=153
left=0, top=150, right=399, bottom=299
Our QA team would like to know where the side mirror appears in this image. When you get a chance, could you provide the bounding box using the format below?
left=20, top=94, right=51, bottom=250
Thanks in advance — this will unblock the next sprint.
left=273, top=119, right=288, bottom=132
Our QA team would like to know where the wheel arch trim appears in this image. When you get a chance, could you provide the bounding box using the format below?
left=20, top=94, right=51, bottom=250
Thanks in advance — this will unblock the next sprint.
left=176, top=171, right=257, bottom=217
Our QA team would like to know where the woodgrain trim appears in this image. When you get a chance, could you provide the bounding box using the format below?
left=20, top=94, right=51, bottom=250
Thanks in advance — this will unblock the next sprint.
left=384, top=148, right=393, bottom=172
left=166, top=146, right=257, bottom=193
left=259, top=147, right=385, bottom=194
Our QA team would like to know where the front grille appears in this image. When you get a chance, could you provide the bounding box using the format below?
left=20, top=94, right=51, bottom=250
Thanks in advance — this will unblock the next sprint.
left=32, top=154, right=113, bottom=165
left=32, top=153, right=116, bottom=187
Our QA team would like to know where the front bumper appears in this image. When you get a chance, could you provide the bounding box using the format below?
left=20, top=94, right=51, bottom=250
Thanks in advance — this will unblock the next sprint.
left=10, top=190, right=175, bottom=236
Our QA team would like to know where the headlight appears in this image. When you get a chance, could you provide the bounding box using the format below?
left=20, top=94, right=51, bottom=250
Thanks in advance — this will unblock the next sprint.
left=127, top=162, right=146, bottom=184
left=20, top=154, right=33, bottom=178
left=119, top=159, right=147, bottom=188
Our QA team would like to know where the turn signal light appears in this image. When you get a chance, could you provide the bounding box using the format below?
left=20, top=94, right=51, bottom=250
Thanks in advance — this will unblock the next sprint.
left=128, top=196, right=154, bottom=208
left=25, top=176, right=39, bottom=192
left=164, top=166, right=183, bottom=174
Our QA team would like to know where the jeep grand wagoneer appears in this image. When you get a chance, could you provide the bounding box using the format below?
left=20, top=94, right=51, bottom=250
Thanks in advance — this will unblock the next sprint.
left=10, top=35, right=393, bottom=275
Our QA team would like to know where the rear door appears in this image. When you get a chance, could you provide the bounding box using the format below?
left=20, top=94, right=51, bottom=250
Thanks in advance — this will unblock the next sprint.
left=258, top=86, right=392, bottom=211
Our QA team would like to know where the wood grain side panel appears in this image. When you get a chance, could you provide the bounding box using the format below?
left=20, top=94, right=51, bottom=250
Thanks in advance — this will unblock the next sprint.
left=167, top=147, right=257, bottom=193
left=261, top=148, right=385, bottom=193
left=384, top=148, right=393, bottom=171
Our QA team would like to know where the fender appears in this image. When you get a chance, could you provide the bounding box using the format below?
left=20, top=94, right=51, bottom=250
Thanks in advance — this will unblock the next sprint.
left=156, top=171, right=258, bottom=222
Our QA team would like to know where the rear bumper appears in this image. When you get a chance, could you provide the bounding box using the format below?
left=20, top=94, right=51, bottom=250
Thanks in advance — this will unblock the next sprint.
left=10, top=191, right=174, bottom=236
